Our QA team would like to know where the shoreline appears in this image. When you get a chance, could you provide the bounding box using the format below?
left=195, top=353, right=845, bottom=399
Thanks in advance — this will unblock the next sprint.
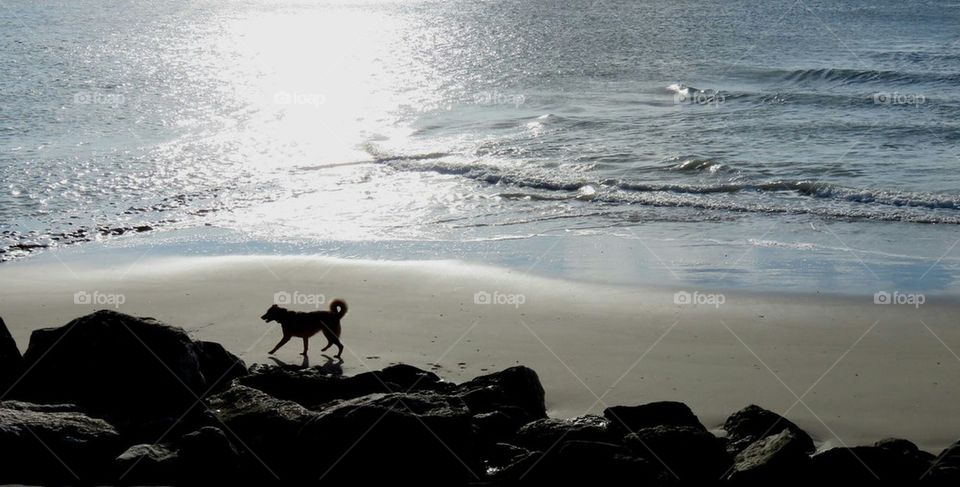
left=3, top=251, right=960, bottom=452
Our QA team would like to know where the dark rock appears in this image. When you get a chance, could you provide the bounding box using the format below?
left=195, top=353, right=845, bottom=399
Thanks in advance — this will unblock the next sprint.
left=485, top=442, right=533, bottom=471
left=11, top=310, right=244, bottom=420
left=0, top=316, right=22, bottom=391
left=194, top=341, right=247, bottom=393
left=496, top=440, right=662, bottom=484
left=724, top=404, right=815, bottom=454
left=473, top=410, right=523, bottom=446
left=604, top=401, right=706, bottom=433
left=178, top=426, right=241, bottom=476
left=924, top=439, right=960, bottom=484
left=114, top=443, right=179, bottom=484
left=624, top=425, right=730, bottom=482
left=727, top=429, right=813, bottom=484
left=874, top=437, right=936, bottom=462
left=303, top=391, right=480, bottom=482
left=811, top=442, right=933, bottom=482
left=513, top=415, right=618, bottom=452
left=455, top=366, right=547, bottom=425
left=207, top=385, right=319, bottom=481
left=238, top=362, right=451, bottom=410
left=0, top=400, right=123, bottom=484
left=209, top=384, right=480, bottom=482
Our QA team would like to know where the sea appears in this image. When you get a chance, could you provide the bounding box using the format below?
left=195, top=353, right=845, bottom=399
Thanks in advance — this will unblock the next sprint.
left=2, top=0, right=959, bottom=293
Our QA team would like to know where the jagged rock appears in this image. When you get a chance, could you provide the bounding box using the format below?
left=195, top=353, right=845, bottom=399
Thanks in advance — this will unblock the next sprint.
left=114, top=443, right=179, bottom=484
left=11, top=310, right=245, bottom=419
left=727, top=429, right=812, bottom=484
left=208, top=384, right=480, bottom=482
left=114, top=426, right=241, bottom=485
left=604, top=401, right=706, bottom=433
left=724, top=404, right=815, bottom=454
left=239, top=362, right=451, bottom=409
left=495, top=439, right=662, bottom=483
left=304, top=391, right=480, bottom=482
left=473, top=410, right=524, bottom=446
left=924, top=439, right=960, bottom=484
left=194, top=341, right=247, bottom=394
left=0, top=316, right=21, bottom=391
left=513, top=415, right=618, bottom=451
left=624, top=425, right=730, bottom=482
left=0, top=400, right=123, bottom=484
left=455, top=366, right=547, bottom=426
left=811, top=441, right=933, bottom=482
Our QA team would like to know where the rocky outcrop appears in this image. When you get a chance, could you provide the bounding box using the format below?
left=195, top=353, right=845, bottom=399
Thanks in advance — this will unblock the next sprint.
left=604, top=400, right=706, bottom=432
left=726, top=429, right=813, bottom=484
left=0, top=317, right=21, bottom=392
left=238, top=362, right=452, bottom=409
left=10, top=310, right=245, bottom=420
left=624, top=424, right=730, bottom=482
left=810, top=439, right=934, bottom=482
left=0, top=400, right=123, bottom=484
left=723, top=404, right=815, bottom=454
left=513, top=415, right=618, bottom=451
left=1, top=311, right=956, bottom=485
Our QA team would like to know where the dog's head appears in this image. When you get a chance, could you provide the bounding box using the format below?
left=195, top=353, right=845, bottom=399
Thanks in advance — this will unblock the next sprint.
left=261, top=304, right=283, bottom=323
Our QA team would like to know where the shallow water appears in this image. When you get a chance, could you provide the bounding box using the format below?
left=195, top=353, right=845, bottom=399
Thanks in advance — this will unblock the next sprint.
left=2, top=0, right=959, bottom=292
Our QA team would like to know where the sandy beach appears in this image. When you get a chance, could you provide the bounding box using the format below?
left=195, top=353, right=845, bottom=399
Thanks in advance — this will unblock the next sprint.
left=2, top=252, right=958, bottom=452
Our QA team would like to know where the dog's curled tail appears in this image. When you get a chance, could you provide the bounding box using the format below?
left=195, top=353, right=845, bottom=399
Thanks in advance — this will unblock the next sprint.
left=330, top=299, right=348, bottom=318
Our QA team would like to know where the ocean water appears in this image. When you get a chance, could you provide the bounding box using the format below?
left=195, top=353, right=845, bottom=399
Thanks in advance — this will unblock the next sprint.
left=2, top=0, right=959, bottom=293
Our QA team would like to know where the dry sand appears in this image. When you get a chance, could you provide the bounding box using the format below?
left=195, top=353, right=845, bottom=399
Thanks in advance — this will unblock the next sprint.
left=2, top=254, right=959, bottom=452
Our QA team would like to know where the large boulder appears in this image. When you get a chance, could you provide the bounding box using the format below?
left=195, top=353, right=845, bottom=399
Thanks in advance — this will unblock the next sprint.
left=114, top=443, right=179, bottom=484
left=455, top=366, right=547, bottom=425
left=0, top=316, right=21, bottom=391
left=604, top=401, right=706, bottom=433
left=0, top=400, right=124, bottom=484
left=495, top=440, right=663, bottom=484
left=513, top=415, right=619, bottom=452
left=724, top=404, right=815, bottom=454
left=303, top=391, right=480, bottom=482
left=811, top=440, right=933, bottom=482
left=726, top=429, right=813, bottom=484
left=624, top=425, right=730, bottom=482
left=113, top=426, right=241, bottom=485
left=208, top=384, right=480, bottom=482
left=924, top=439, right=960, bottom=484
left=194, top=341, right=248, bottom=394
left=11, top=310, right=245, bottom=419
left=239, top=362, right=451, bottom=409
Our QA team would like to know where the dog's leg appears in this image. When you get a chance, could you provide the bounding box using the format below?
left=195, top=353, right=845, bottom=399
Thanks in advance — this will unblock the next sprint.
left=321, top=339, right=332, bottom=352
left=332, top=336, right=344, bottom=359
left=268, top=335, right=291, bottom=354
left=301, top=337, right=309, bottom=356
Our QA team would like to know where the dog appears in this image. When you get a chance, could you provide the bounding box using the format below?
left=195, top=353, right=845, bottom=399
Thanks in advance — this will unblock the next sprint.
left=260, top=299, right=347, bottom=358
